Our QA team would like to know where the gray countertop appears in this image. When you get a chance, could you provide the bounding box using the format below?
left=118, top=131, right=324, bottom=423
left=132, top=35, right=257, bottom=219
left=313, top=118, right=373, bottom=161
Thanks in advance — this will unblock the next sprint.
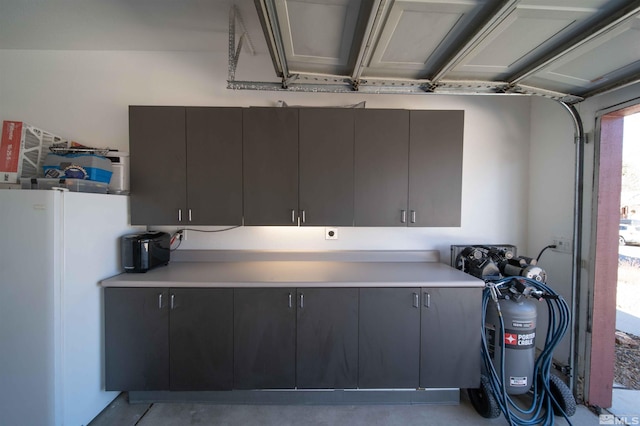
left=100, top=259, right=483, bottom=288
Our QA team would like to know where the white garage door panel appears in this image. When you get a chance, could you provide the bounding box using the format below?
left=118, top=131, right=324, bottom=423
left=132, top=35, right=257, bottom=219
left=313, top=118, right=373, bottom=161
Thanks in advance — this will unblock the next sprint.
left=276, top=0, right=362, bottom=71
left=524, top=16, right=640, bottom=94
left=251, top=0, right=640, bottom=99
left=448, top=5, right=597, bottom=80
left=380, top=10, right=461, bottom=64
left=365, top=0, right=486, bottom=77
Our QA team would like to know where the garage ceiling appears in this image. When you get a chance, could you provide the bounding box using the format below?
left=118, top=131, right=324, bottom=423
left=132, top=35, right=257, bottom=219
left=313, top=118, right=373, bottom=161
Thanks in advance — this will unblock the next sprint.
left=1, top=0, right=639, bottom=104
left=247, top=0, right=640, bottom=103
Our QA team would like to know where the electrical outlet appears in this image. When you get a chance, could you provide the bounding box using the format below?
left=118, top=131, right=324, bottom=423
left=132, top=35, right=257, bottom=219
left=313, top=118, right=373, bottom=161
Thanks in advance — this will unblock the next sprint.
left=325, top=227, right=338, bottom=240
left=552, top=236, right=572, bottom=253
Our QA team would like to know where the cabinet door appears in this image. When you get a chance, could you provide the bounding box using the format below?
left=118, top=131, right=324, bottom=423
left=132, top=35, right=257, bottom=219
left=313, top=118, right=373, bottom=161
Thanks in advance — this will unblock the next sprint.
left=420, top=287, right=481, bottom=388
left=299, top=109, right=354, bottom=226
left=129, top=106, right=186, bottom=225
left=358, top=288, right=420, bottom=388
left=354, top=109, right=410, bottom=226
left=408, top=110, right=464, bottom=227
left=243, top=108, right=299, bottom=226
left=234, top=288, right=296, bottom=389
left=105, top=288, right=169, bottom=391
left=169, top=288, right=233, bottom=390
left=296, top=288, right=358, bottom=389
left=186, top=108, right=243, bottom=226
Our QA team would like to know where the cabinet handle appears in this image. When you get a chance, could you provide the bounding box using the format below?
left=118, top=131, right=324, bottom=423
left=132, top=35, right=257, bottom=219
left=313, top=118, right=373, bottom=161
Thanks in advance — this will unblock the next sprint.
left=300, top=293, right=304, bottom=308
left=413, top=292, right=419, bottom=308
left=424, top=292, right=431, bottom=308
left=401, top=210, right=407, bottom=223
left=178, top=209, right=182, bottom=222
left=188, top=209, right=192, bottom=222
left=170, top=294, right=175, bottom=310
left=288, top=293, right=292, bottom=308
left=301, top=210, right=306, bottom=224
left=158, top=293, right=163, bottom=309
left=291, top=209, right=296, bottom=224
left=411, top=210, right=416, bottom=224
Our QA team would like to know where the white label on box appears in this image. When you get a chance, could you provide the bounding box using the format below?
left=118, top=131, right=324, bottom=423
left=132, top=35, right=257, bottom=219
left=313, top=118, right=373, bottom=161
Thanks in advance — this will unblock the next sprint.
left=510, top=376, right=528, bottom=387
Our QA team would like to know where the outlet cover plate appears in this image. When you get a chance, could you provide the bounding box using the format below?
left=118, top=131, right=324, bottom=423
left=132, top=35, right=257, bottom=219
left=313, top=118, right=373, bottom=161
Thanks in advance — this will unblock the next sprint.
left=325, top=227, right=338, bottom=240
left=552, top=236, right=572, bottom=253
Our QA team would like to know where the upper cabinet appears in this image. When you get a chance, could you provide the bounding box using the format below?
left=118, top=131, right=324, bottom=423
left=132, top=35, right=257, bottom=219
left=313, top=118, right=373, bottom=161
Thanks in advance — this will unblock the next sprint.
left=299, top=108, right=354, bottom=226
left=409, top=110, right=464, bottom=227
left=243, top=108, right=299, bottom=226
left=130, top=106, right=463, bottom=227
left=354, top=109, right=410, bottom=227
left=186, top=108, right=243, bottom=226
left=354, top=109, right=464, bottom=227
left=129, top=106, right=242, bottom=226
left=129, top=106, right=187, bottom=225
left=243, top=108, right=355, bottom=227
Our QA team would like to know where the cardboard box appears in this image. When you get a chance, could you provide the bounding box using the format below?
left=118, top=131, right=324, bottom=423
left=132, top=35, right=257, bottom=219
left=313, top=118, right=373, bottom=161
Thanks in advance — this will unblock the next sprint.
left=1, top=121, right=67, bottom=183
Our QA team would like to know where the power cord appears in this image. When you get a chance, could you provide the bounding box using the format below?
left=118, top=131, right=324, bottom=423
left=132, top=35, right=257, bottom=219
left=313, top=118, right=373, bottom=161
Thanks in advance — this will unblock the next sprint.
left=178, top=225, right=241, bottom=233
left=169, top=226, right=241, bottom=252
left=536, top=245, right=557, bottom=262
left=170, top=231, right=183, bottom=252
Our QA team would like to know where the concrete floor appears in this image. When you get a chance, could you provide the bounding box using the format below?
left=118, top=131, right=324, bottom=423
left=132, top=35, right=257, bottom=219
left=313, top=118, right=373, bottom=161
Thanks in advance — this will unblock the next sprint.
left=88, top=391, right=601, bottom=426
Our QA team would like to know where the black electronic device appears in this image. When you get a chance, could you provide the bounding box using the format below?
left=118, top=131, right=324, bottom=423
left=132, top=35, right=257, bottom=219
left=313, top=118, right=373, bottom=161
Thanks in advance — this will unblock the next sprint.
left=121, top=231, right=170, bottom=273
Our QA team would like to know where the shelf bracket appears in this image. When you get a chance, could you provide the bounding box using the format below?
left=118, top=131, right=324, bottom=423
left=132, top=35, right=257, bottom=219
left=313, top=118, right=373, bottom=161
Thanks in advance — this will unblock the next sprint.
left=228, top=5, right=255, bottom=86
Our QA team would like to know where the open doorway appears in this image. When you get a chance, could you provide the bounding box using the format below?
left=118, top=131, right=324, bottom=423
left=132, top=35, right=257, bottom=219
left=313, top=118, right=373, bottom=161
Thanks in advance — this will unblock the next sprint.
left=589, top=105, right=640, bottom=411
left=613, top=113, right=640, bottom=392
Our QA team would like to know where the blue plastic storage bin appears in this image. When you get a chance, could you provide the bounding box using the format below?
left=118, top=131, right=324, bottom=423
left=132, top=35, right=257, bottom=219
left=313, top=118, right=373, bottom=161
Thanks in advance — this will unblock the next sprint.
left=43, top=153, right=113, bottom=183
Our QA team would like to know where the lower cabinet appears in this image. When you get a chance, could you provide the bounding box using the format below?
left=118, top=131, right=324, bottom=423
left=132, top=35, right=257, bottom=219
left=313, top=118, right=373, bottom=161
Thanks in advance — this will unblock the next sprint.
left=359, top=287, right=481, bottom=390
left=296, top=288, right=358, bottom=389
left=420, top=287, right=482, bottom=388
left=358, top=288, right=421, bottom=388
left=233, top=288, right=296, bottom=389
left=234, top=287, right=359, bottom=390
left=170, top=288, right=233, bottom=390
left=105, top=286, right=480, bottom=392
left=105, top=287, right=233, bottom=391
left=105, top=288, right=170, bottom=391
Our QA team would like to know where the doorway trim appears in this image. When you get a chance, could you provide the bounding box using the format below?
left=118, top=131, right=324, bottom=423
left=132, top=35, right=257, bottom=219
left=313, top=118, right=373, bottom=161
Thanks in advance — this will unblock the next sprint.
left=588, top=101, right=640, bottom=408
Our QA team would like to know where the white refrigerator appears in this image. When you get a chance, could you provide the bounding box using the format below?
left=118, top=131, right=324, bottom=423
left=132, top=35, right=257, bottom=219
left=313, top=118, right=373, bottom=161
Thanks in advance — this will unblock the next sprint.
left=0, top=189, right=142, bottom=426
